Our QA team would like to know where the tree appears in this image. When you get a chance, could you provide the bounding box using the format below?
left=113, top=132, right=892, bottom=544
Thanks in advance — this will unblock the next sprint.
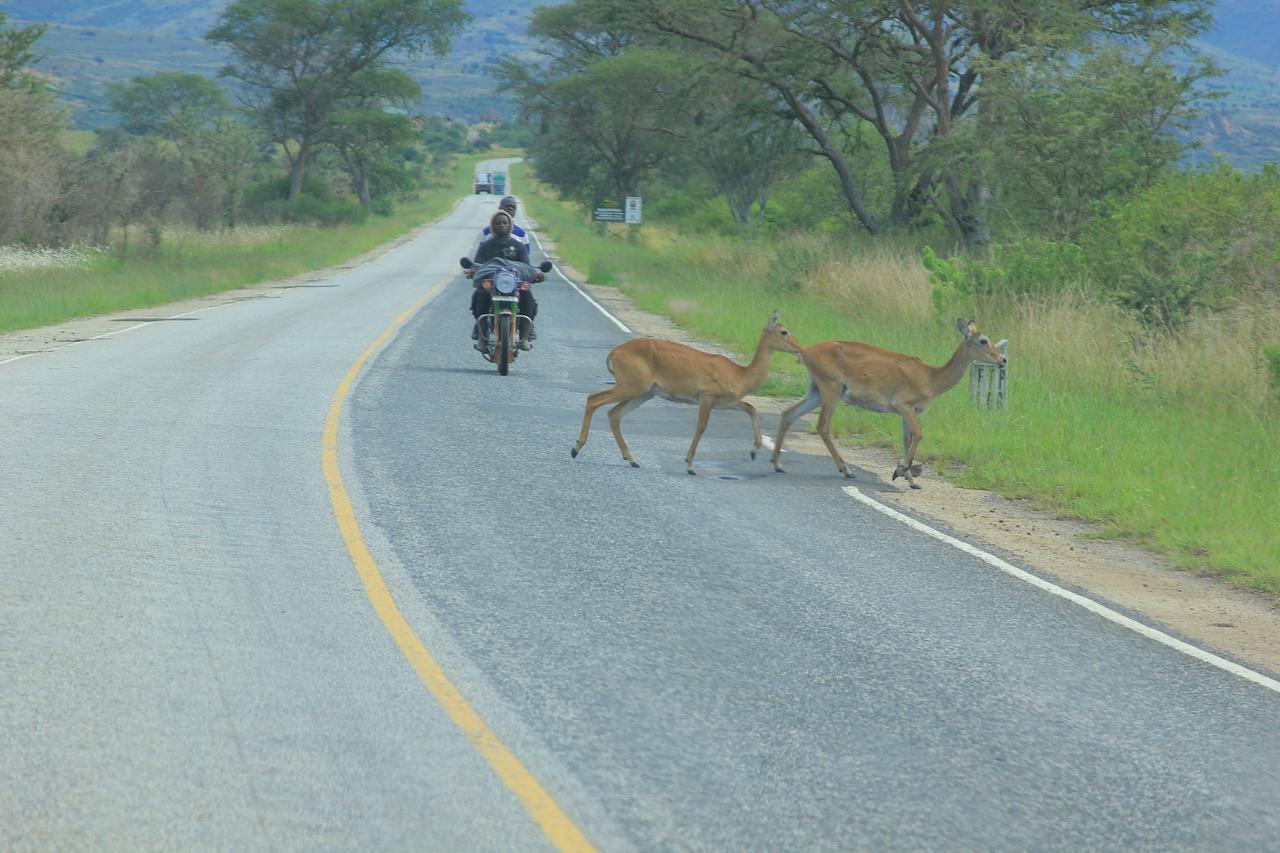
left=328, top=69, right=420, bottom=206
left=0, top=11, right=45, bottom=91
left=690, top=80, right=808, bottom=225
left=0, top=13, right=66, bottom=246
left=600, top=0, right=1213, bottom=248
left=985, top=40, right=1217, bottom=239
left=207, top=0, right=468, bottom=199
left=108, top=72, right=227, bottom=143
left=516, top=49, right=697, bottom=204
left=108, top=72, right=265, bottom=229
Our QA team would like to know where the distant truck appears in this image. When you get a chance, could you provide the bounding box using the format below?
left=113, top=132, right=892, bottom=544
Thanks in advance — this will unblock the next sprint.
left=474, top=171, right=493, bottom=194
left=492, top=172, right=506, bottom=194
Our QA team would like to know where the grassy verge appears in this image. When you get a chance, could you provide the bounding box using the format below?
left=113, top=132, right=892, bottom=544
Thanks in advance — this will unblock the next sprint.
left=516, top=164, right=1280, bottom=594
left=0, top=154, right=490, bottom=335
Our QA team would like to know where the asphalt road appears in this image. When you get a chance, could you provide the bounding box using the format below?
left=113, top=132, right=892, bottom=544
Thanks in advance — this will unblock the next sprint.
left=4, top=161, right=1279, bottom=850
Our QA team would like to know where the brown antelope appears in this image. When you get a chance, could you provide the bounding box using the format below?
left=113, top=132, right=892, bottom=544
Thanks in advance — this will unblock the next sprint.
left=771, top=319, right=1007, bottom=488
left=572, top=311, right=802, bottom=474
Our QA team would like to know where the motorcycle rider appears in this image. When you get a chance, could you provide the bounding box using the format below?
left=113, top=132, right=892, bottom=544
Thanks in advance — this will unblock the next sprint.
left=470, top=209, right=540, bottom=348
left=480, top=196, right=530, bottom=255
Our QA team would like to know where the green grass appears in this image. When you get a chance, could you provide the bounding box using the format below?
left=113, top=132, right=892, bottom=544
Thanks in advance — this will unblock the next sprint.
left=515, top=164, right=1280, bottom=594
left=0, top=155, right=485, bottom=335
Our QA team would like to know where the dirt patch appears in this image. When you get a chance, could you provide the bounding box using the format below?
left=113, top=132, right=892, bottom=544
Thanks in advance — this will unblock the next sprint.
left=544, top=241, right=1280, bottom=679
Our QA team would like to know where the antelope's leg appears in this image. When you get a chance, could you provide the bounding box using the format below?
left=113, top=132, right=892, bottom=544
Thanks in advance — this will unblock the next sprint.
left=573, top=387, right=624, bottom=458
left=901, top=419, right=924, bottom=478
left=892, top=410, right=924, bottom=489
left=685, top=394, right=716, bottom=474
left=772, top=384, right=822, bottom=471
left=814, top=394, right=851, bottom=477
left=606, top=392, right=651, bottom=467
left=738, top=401, right=761, bottom=460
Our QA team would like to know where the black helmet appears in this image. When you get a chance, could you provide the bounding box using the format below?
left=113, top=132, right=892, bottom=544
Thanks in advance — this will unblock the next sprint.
left=499, top=196, right=517, bottom=213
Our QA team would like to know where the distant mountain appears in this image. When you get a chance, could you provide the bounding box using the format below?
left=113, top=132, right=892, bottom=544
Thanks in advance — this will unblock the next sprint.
left=2, top=0, right=1277, bottom=167
left=0, top=0, right=535, bottom=40
left=1188, top=1, right=1280, bottom=169
left=0, top=0, right=547, bottom=125
left=1198, top=0, right=1280, bottom=68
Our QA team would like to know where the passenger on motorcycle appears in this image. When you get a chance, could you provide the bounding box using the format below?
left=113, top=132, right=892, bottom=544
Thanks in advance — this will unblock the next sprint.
left=480, top=196, right=530, bottom=255
left=470, top=209, right=540, bottom=346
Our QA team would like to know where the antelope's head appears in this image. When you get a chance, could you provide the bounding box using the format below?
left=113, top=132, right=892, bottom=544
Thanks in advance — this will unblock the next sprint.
left=956, top=318, right=1007, bottom=366
left=766, top=310, right=803, bottom=355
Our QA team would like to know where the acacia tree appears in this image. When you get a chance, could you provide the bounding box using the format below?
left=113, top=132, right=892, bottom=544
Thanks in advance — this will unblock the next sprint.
left=984, top=39, right=1217, bottom=239
left=595, top=0, right=1212, bottom=248
left=507, top=7, right=803, bottom=219
left=108, top=73, right=227, bottom=144
left=328, top=68, right=420, bottom=206
left=507, top=49, right=699, bottom=204
left=109, top=72, right=264, bottom=229
left=0, top=10, right=44, bottom=90
left=0, top=13, right=67, bottom=246
left=207, top=0, right=467, bottom=199
left=691, top=79, right=808, bottom=225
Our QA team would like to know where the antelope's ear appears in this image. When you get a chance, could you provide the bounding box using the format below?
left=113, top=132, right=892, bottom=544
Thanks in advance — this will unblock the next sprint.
left=955, top=318, right=968, bottom=336
left=768, top=310, right=779, bottom=332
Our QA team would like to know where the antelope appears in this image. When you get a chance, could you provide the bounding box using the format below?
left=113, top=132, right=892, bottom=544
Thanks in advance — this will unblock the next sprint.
left=572, top=311, right=802, bottom=474
left=771, top=319, right=1007, bottom=489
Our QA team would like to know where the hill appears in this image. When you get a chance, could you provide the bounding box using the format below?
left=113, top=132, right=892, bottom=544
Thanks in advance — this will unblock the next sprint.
left=0, top=0, right=544, bottom=125
left=2, top=0, right=1277, bottom=167
left=1197, top=0, right=1280, bottom=67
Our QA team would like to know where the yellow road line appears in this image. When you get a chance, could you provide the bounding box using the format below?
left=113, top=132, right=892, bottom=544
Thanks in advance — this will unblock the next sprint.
left=322, top=278, right=594, bottom=852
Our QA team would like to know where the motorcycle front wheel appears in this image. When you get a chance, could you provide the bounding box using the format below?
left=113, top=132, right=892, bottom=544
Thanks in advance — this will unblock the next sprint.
left=497, top=313, right=512, bottom=376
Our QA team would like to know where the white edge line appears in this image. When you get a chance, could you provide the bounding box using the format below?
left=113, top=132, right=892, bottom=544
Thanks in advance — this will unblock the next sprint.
left=842, top=485, right=1280, bottom=696
left=529, top=230, right=631, bottom=334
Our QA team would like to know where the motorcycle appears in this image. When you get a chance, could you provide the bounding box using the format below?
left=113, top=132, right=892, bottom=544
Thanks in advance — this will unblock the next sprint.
left=461, top=256, right=553, bottom=376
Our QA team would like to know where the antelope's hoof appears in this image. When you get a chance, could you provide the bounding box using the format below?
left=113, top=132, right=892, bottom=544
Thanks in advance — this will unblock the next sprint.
left=750, top=449, right=758, bottom=460
left=842, top=469, right=856, bottom=480
left=910, top=482, right=923, bottom=490
left=570, top=446, right=579, bottom=459
left=892, top=465, right=904, bottom=481
left=629, top=460, right=640, bottom=468
left=687, top=468, right=697, bottom=476
left=773, top=464, right=785, bottom=474
left=910, top=464, right=924, bottom=477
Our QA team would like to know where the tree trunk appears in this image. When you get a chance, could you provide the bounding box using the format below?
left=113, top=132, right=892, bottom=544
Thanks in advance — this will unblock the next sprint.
left=779, top=88, right=880, bottom=236
left=357, top=168, right=370, bottom=207
left=945, top=175, right=991, bottom=253
left=288, top=139, right=310, bottom=200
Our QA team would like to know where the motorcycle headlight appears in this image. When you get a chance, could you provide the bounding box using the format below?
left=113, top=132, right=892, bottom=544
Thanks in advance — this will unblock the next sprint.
left=494, top=270, right=518, bottom=295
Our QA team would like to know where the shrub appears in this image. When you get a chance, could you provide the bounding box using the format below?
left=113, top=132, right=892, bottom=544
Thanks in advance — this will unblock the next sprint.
left=1083, top=164, right=1280, bottom=330
left=1265, top=343, right=1280, bottom=397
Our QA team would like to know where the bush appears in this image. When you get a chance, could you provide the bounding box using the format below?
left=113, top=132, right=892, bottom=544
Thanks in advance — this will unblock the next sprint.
left=1083, top=164, right=1280, bottom=329
left=245, top=174, right=367, bottom=226
left=1265, top=343, right=1280, bottom=397
left=283, top=193, right=367, bottom=226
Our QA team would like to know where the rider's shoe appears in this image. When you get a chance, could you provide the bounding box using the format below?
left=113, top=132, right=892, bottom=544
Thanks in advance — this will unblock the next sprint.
left=519, top=339, right=532, bottom=351
left=470, top=327, right=478, bottom=340
left=527, top=324, right=537, bottom=341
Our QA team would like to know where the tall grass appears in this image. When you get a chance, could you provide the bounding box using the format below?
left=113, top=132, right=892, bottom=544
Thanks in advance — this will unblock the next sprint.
left=0, top=155, right=484, bottom=335
left=517, top=164, right=1280, bottom=593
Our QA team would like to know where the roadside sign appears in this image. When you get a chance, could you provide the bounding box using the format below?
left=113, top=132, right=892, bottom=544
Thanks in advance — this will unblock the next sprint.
left=592, top=197, right=625, bottom=222
left=624, top=196, right=642, bottom=224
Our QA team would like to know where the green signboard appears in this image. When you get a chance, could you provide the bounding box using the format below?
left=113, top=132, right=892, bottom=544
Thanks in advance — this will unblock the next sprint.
left=592, top=197, right=625, bottom=222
